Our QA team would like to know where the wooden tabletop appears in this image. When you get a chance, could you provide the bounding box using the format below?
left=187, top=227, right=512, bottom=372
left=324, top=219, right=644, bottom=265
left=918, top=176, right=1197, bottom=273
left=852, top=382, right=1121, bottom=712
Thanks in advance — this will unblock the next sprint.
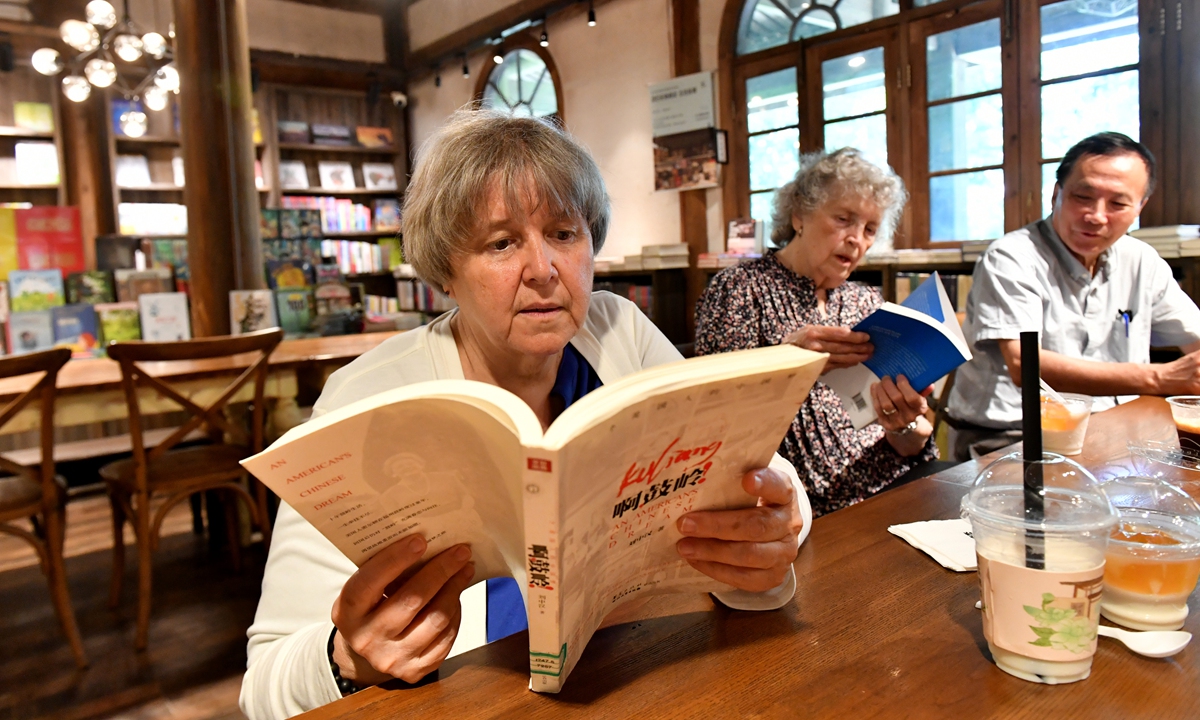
left=0, top=331, right=401, bottom=397
left=306, top=396, right=1198, bottom=718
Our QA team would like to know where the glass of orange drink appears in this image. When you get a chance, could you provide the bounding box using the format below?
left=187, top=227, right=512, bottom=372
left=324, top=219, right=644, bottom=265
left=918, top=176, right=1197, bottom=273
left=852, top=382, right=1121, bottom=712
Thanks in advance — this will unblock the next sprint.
left=1098, top=476, right=1200, bottom=631
left=1041, top=393, right=1092, bottom=456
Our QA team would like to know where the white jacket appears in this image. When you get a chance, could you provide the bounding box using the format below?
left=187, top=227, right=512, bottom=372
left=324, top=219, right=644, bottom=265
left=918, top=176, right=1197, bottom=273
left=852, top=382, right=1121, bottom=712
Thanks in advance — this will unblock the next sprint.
left=240, top=292, right=814, bottom=720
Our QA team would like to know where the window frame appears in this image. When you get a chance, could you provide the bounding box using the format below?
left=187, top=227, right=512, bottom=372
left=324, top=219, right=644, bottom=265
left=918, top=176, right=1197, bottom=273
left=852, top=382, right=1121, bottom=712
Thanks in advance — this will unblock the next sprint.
left=473, top=37, right=565, bottom=122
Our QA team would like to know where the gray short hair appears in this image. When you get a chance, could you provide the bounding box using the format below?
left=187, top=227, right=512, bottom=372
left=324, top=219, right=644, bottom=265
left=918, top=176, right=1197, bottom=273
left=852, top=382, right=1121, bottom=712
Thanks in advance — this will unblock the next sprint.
left=769, top=148, right=907, bottom=248
left=402, top=106, right=611, bottom=288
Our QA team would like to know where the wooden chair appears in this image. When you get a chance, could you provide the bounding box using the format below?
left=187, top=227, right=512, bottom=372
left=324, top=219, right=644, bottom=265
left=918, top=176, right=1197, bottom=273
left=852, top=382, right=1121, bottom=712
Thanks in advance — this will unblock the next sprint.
left=0, top=347, right=87, bottom=668
left=100, top=328, right=283, bottom=650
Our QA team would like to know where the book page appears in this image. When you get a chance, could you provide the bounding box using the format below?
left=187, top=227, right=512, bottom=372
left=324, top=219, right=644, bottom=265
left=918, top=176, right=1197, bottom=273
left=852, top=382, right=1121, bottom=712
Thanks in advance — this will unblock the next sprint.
left=243, top=392, right=535, bottom=583
left=538, top=350, right=824, bottom=688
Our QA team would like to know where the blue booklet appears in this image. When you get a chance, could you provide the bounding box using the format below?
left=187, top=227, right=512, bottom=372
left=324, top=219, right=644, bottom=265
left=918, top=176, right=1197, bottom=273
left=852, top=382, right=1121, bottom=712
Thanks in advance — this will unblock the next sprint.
left=822, top=272, right=971, bottom=429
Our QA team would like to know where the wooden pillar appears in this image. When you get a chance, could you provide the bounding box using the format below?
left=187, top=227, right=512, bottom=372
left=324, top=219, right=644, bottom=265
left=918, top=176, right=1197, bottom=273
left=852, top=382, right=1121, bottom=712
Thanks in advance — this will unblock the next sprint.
left=671, top=0, right=707, bottom=342
left=61, top=91, right=114, bottom=270
left=173, top=0, right=262, bottom=337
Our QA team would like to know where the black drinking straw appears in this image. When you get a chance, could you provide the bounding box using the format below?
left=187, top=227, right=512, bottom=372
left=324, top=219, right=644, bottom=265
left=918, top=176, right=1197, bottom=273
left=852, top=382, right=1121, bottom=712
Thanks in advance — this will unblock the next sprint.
left=1020, top=331, right=1046, bottom=569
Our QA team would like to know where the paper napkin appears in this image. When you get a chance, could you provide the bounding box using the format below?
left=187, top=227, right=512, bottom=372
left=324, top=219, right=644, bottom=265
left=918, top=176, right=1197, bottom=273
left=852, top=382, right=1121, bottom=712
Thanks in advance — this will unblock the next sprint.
left=888, top=518, right=977, bottom=572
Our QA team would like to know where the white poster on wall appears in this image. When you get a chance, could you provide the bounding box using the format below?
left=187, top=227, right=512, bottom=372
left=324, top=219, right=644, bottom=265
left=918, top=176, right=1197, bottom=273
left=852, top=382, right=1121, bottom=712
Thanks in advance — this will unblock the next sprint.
left=649, top=72, right=715, bottom=137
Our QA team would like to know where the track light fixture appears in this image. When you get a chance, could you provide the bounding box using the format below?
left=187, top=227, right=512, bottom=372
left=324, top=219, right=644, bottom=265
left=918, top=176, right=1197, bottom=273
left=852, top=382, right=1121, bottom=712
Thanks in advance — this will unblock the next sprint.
left=588, top=1, right=596, bottom=26
left=462, top=54, right=470, bottom=79
left=540, top=29, right=548, bottom=47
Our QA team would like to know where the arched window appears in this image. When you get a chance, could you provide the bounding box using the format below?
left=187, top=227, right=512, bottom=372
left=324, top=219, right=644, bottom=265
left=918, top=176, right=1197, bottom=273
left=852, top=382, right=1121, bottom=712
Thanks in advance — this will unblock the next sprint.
left=736, top=0, right=900, bottom=56
left=478, top=46, right=561, bottom=119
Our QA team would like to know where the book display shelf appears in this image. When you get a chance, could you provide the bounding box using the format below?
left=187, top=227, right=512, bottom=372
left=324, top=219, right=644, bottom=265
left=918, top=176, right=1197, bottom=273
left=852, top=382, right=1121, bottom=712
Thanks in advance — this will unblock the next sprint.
left=104, top=88, right=188, bottom=241
left=594, top=268, right=687, bottom=344
left=0, top=61, right=66, bottom=207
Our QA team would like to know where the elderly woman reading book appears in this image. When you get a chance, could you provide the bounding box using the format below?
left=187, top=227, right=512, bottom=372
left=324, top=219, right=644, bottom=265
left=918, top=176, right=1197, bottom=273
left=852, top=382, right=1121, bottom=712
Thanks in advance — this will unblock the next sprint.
left=241, top=108, right=816, bottom=720
left=695, top=149, right=939, bottom=518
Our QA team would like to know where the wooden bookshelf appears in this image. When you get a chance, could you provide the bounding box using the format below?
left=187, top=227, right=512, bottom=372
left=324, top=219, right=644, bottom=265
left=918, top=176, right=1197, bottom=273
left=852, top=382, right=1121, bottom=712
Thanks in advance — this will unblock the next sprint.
left=104, top=89, right=186, bottom=237
left=0, top=61, right=67, bottom=207
left=280, top=188, right=398, bottom=197
left=593, top=268, right=687, bottom=343
left=277, top=142, right=399, bottom=155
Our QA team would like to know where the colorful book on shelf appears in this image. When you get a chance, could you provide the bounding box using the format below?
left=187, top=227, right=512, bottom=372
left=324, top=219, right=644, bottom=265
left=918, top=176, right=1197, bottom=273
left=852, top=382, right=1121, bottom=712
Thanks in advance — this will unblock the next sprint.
left=278, top=160, right=310, bottom=190
left=95, top=301, right=141, bottom=343
left=726, top=218, right=763, bottom=255
left=0, top=208, right=19, bottom=281
left=373, top=198, right=401, bottom=232
left=0, top=281, right=8, bottom=324
left=355, top=126, right=393, bottom=148
left=241, top=344, right=826, bottom=693
left=13, top=102, right=54, bottom=133
left=14, top=142, right=59, bottom=186
left=230, top=289, right=278, bottom=334
left=821, top=272, right=971, bottom=429
left=51, top=304, right=100, bottom=358
left=312, top=124, right=352, bottom=146
left=260, top=208, right=281, bottom=240
left=251, top=108, right=263, bottom=145
left=266, top=259, right=315, bottom=289
left=66, top=271, right=116, bottom=305
left=115, top=155, right=153, bottom=188
left=314, top=280, right=353, bottom=316
left=318, top=161, right=356, bottom=190
left=114, top=267, right=174, bottom=302
left=118, top=202, right=188, bottom=236
left=7, top=310, right=54, bottom=355
left=361, top=162, right=397, bottom=191
left=274, top=288, right=314, bottom=335
left=15, top=207, right=85, bottom=274
left=277, top=120, right=310, bottom=144
left=138, top=292, right=191, bottom=341
left=9, top=269, right=64, bottom=311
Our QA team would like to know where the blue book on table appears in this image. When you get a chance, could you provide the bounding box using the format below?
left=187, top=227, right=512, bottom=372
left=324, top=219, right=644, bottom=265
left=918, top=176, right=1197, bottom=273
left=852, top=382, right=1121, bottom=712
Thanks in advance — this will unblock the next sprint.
left=823, top=272, right=972, bottom=429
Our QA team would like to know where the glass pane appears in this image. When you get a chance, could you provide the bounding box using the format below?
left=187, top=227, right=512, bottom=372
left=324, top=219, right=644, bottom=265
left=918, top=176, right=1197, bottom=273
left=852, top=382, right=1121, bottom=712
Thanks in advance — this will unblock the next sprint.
left=749, top=127, right=800, bottom=192
left=824, top=114, right=887, bottom=170
left=822, top=47, right=886, bottom=121
left=484, top=50, right=557, bottom=117
left=746, top=69, right=799, bottom=134
left=1041, top=0, right=1139, bottom=82
left=529, top=72, right=557, bottom=117
left=794, top=8, right=838, bottom=41
left=1041, top=70, right=1139, bottom=159
left=738, top=0, right=805, bottom=55
left=928, top=94, right=1003, bottom=172
left=825, top=0, right=899, bottom=31
left=926, top=19, right=1002, bottom=102
left=737, top=0, right=899, bottom=56
left=929, top=169, right=1005, bottom=241
left=750, top=191, right=776, bottom=246
left=1043, top=161, right=1057, bottom=217
left=481, top=82, right=508, bottom=110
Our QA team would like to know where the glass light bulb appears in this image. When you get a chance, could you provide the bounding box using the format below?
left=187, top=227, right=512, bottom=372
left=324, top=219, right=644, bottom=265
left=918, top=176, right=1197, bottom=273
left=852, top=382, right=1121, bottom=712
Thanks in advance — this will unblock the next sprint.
left=142, top=32, right=168, bottom=59
left=113, top=34, right=144, bottom=63
left=84, top=58, right=117, bottom=88
left=120, top=109, right=148, bottom=138
left=60, top=19, right=100, bottom=52
left=85, top=0, right=117, bottom=28
left=31, top=48, right=63, bottom=76
left=154, top=64, right=180, bottom=93
left=493, top=53, right=503, bottom=64
left=143, top=85, right=168, bottom=111
left=62, top=75, right=92, bottom=103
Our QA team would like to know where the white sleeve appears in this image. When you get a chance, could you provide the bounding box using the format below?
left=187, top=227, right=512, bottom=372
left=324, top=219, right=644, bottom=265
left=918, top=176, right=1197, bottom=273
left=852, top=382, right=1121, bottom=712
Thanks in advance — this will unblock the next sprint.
left=709, top=452, right=813, bottom=611
left=240, top=502, right=355, bottom=720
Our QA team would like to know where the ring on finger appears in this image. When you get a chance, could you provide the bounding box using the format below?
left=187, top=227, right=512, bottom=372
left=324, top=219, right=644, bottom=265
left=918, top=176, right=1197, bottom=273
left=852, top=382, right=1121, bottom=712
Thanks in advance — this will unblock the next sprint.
left=881, top=408, right=897, bottom=416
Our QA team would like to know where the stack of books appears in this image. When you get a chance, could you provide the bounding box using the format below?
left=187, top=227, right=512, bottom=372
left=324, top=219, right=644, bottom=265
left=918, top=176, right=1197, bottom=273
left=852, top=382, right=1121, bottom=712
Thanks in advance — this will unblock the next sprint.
left=697, top=253, right=756, bottom=269
left=960, top=240, right=993, bottom=263
left=639, top=243, right=690, bottom=269
left=1131, top=225, right=1200, bottom=258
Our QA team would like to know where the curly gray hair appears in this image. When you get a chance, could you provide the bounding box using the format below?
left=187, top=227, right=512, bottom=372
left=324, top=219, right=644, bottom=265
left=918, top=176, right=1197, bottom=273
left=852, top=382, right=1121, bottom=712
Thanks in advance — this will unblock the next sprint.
left=769, top=148, right=907, bottom=248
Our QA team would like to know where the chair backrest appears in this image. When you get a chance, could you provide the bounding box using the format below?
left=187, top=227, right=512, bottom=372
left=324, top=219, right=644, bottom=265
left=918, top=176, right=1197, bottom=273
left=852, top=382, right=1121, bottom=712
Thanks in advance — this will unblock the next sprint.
left=106, top=328, right=284, bottom=482
left=0, top=348, right=71, bottom=507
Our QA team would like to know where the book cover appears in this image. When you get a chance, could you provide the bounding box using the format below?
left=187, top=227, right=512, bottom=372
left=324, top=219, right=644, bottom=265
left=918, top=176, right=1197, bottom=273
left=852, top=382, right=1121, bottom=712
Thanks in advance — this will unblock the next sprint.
left=66, top=271, right=116, bottom=304
left=279, top=209, right=302, bottom=239
left=0, top=208, right=18, bottom=280
left=7, top=310, right=54, bottom=354
left=278, top=160, right=310, bottom=190
left=726, top=218, right=763, bottom=255
left=14, top=142, right=59, bottom=186
left=230, top=289, right=279, bottom=334
left=311, top=124, right=352, bottom=146
left=117, top=202, right=188, bottom=236
left=314, top=280, right=352, bottom=316
left=51, top=304, right=100, bottom=357
left=318, top=161, right=356, bottom=190
left=355, top=126, right=394, bottom=148
left=821, top=272, right=972, bottom=429
left=315, top=263, right=342, bottom=284
left=114, top=267, right=173, bottom=302
left=173, top=155, right=185, bottom=186
left=299, top=209, right=323, bottom=238
left=260, top=208, right=280, bottom=239
left=115, top=154, right=153, bottom=187
left=111, top=98, right=145, bottom=137
left=252, top=108, right=263, bottom=145
left=13, top=102, right=54, bottom=133
left=361, top=162, right=397, bottom=191
left=94, top=301, right=141, bottom=343
left=241, top=344, right=827, bottom=692
left=138, top=292, right=191, bottom=341
left=266, top=259, right=314, bottom=289
left=373, top=198, right=401, bottom=232
left=277, top=120, right=310, bottom=144
left=274, top=288, right=313, bottom=335
left=15, top=207, right=84, bottom=274
left=9, top=268, right=64, bottom=311
left=0, top=282, right=8, bottom=324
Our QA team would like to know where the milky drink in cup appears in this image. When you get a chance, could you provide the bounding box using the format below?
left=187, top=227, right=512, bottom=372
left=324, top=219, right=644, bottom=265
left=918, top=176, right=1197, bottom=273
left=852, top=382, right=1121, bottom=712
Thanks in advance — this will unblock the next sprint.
left=1040, top=393, right=1092, bottom=456
left=1099, top=476, right=1200, bottom=631
left=962, top=452, right=1118, bottom=684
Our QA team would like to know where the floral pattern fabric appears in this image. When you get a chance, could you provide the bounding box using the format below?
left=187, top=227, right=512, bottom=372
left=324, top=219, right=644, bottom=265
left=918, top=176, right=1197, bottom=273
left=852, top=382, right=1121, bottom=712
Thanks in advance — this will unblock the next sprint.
left=694, top=251, right=937, bottom=517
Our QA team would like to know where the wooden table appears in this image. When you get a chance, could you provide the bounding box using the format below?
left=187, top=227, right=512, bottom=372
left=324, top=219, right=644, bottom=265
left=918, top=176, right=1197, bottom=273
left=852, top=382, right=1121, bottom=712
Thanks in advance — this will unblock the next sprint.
left=307, top=396, right=1198, bottom=718
left=0, top=332, right=400, bottom=459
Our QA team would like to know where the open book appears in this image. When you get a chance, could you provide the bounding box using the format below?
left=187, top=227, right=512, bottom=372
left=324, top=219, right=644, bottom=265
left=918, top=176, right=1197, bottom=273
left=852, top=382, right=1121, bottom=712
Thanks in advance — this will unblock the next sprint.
left=822, top=272, right=971, bottom=429
left=241, top=344, right=826, bottom=692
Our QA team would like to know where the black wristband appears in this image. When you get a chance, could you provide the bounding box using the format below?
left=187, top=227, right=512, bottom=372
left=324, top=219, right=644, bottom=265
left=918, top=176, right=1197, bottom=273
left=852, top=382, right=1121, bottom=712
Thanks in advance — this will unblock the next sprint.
left=327, top=628, right=364, bottom=697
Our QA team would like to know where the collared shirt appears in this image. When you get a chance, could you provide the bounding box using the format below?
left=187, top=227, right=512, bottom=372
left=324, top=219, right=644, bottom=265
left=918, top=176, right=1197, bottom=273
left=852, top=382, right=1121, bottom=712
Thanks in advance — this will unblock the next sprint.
left=947, top=219, right=1200, bottom=429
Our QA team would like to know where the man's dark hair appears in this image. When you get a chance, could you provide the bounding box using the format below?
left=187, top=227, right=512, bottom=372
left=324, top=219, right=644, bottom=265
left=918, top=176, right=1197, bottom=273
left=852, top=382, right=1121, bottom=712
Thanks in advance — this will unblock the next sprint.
left=1055, top=132, right=1157, bottom=199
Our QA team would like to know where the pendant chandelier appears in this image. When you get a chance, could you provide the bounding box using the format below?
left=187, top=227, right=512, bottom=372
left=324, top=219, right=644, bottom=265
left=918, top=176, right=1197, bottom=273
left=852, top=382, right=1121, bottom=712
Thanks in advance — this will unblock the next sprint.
left=30, top=1, right=178, bottom=137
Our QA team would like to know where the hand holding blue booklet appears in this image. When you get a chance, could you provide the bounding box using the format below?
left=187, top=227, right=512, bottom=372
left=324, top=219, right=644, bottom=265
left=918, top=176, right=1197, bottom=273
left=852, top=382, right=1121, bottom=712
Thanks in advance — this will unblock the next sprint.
left=823, top=272, right=972, bottom=429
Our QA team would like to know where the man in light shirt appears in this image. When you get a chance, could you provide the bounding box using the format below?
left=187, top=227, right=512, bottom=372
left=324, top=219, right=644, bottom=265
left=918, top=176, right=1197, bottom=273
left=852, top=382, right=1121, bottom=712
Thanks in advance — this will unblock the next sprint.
left=946, top=132, right=1200, bottom=460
